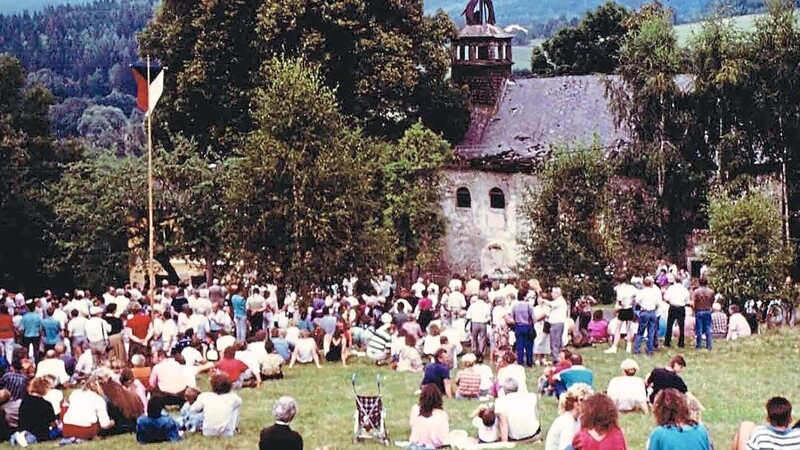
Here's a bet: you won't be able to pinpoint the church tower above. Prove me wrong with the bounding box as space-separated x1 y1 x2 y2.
451 0 513 107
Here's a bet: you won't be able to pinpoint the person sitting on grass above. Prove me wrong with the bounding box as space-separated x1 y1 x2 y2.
18 377 59 443
259 339 285 380
473 354 493 398
189 373 242 437
408 384 450 449
732 396 800 450
470 403 499 444
288 330 322 369
607 359 648 413
178 387 204 433
587 310 609 344
149 349 189 406
259 396 303 450
495 377 540 442
135 396 182 444
62 376 115 440
215 345 254 388
545 383 594 450
420 348 453 399
454 353 481 399
553 353 593 398
645 354 688 404
396 333 423 372
646 388 711 450
571 393 628 450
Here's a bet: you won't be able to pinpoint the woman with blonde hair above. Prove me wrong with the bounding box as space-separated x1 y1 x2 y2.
18 377 58 442
545 383 594 450
62 376 115 440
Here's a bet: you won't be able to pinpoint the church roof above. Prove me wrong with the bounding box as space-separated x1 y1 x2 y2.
456 74 695 172
457 24 514 39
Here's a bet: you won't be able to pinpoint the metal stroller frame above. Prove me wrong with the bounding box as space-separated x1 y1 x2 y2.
352 374 390 446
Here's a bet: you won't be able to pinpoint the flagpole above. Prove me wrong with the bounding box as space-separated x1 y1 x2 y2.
146 55 156 300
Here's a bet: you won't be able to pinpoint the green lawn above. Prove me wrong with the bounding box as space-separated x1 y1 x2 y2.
37 328 800 449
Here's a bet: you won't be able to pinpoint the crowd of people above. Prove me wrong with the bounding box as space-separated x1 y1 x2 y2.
0 258 795 449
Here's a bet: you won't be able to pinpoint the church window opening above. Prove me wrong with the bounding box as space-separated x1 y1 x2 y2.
456 187 472 208
478 45 489 60
489 188 505 209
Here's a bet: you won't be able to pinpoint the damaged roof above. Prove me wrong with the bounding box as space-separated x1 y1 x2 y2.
456 74 695 172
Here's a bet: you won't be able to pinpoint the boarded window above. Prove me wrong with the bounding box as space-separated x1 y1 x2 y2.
456 187 472 208
489 187 505 209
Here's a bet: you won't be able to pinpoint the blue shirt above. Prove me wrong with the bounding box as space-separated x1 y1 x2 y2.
320 316 337 335
41 317 61 345
136 413 182 444
271 338 292 361
559 366 594 389
231 295 247 318
647 424 710 450
421 362 450 395
20 312 42 338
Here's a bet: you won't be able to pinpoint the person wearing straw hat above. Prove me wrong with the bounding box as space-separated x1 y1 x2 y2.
607 359 648 413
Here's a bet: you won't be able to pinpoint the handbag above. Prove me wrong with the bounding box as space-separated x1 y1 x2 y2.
543 320 552 334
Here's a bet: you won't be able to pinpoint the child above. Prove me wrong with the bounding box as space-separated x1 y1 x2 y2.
473 354 494 398
178 387 204 433
470 404 499 444
587 310 609 344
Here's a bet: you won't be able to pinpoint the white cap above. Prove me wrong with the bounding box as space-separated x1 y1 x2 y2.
461 353 476 364
620 358 639 372
381 313 392 324
90 306 104 315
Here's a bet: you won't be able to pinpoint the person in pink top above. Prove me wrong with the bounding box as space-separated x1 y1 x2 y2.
408 384 450 449
587 310 609 344
572 393 628 450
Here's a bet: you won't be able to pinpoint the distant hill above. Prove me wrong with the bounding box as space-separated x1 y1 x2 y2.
0 0 92 15
425 0 766 25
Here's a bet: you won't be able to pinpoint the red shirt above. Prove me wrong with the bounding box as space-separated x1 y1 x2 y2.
0 315 14 339
126 314 151 340
418 298 433 311
215 357 249 382
572 427 627 450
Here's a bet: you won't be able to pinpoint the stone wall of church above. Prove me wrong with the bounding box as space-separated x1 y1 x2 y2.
439 169 538 277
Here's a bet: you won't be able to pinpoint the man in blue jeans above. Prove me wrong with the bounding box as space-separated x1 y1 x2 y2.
633 276 661 355
691 277 715 350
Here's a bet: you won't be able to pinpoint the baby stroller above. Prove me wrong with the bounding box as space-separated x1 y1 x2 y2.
352 374 390 446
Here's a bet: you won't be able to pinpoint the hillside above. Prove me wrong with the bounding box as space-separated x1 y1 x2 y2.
425 0 765 26
0 0 91 14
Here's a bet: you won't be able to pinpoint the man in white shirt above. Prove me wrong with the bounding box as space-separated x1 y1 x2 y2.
35 350 70 386
464 276 481 297
495 377 540 441
85 306 111 357
606 276 639 354
448 275 463 294
663 273 690 348
448 288 467 317
466 295 491 356
411 278 426 299
606 359 648 412
633 276 662 355
546 287 568 362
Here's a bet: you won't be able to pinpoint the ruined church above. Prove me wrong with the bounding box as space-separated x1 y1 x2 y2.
439 1 628 277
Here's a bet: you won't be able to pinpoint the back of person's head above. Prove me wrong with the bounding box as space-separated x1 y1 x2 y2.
767 397 793 427
105 303 117 315
592 309 604 321
184 387 201 404
405 334 417 347
223 345 237 359
28 377 51 396
147 396 164 419
579 393 619 433
418 384 443 418
570 353 583 366
264 339 275 354
685 392 705 423
653 388 693 426
730 304 741 314
70 309 79 318
669 355 686 369
130 354 146 367
698 277 709 287
480 407 496 427
0 389 10 406
210 373 232 395
502 351 517 366
428 324 440 336
439 335 449 345
558 383 594 414
503 377 519 394
273 396 298 423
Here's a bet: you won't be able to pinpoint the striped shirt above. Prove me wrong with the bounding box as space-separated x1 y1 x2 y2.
747 425 800 450
366 325 392 359
0 372 28 401
455 369 481 398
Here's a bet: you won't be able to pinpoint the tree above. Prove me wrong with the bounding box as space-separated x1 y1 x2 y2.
137 0 469 157
222 57 386 291
542 1 630 75
379 122 453 279
520 144 615 301
706 187 792 305
530 46 552 76
0 55 75 292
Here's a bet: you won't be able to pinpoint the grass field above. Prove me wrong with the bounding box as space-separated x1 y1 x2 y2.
47 327 800 450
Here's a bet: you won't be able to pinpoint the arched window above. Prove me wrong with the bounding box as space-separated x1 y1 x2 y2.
456 187 472 208
489 187 505 209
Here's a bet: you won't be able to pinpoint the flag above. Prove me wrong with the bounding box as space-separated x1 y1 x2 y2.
131 62 165 116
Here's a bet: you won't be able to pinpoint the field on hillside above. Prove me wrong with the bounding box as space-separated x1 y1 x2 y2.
44 328 800 450
512 42 543 71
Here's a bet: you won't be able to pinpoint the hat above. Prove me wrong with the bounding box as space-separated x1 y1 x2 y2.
90 306 104 315
644 275 654 283
461 353 476 364
620 358 639 372
381 313 392 324
712 302 722 312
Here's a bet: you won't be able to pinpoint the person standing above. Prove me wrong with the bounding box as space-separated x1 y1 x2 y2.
466 295 491 357
0 306 16 365
231 287 247 342
19 303 42 361
510 293 537 367
663 273 689 348
633 276 661 355
690 278 715 350
547 288 568 363
606 276 637 354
